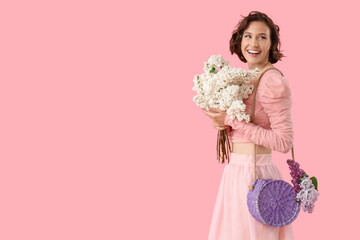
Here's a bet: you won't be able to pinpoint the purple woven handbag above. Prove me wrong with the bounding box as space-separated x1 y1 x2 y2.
246 68 300 227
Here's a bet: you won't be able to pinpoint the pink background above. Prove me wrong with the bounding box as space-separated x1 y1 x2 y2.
1 0 359 239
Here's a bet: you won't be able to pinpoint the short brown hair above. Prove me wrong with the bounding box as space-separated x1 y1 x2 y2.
229 11 285 63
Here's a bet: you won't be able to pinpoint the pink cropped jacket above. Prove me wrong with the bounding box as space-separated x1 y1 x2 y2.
224 69 294 153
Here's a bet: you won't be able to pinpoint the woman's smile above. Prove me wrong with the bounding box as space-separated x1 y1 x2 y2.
246 49 261 57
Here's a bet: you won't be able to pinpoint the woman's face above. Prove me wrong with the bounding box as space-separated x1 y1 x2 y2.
241 21 272 69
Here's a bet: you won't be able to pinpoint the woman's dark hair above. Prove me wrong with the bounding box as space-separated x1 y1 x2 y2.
229 11 284 63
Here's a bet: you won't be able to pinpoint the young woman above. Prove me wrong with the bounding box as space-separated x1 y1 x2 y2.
203 11 295 240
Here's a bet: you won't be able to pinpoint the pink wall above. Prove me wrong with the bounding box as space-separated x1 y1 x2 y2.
1 0 359 239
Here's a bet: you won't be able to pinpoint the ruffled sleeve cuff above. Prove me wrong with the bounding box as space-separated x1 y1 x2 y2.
225 114 246 130
224 114 232 126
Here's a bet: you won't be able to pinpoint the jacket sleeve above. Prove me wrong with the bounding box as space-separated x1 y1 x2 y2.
224 72 294 153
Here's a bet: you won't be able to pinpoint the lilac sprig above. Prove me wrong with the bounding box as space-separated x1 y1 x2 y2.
287 159 319 213
296 178 319 213
287 159 306 193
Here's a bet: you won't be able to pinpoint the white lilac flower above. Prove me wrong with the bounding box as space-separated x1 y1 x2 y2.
299 177 314 189
296 178 320 213
208 55 229 68
193 55 259 122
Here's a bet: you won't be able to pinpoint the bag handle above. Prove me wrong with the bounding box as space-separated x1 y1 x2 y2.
248 67 295 191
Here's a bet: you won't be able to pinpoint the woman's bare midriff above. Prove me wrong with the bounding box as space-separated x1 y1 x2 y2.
231 142 272 154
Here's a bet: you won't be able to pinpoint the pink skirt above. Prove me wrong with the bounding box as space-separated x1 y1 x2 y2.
208 153 294 240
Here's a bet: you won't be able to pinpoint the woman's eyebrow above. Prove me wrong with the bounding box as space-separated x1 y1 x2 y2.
244 31 267 35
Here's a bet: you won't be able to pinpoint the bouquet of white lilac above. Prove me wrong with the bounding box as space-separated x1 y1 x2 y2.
192 55 260 163
193 55 259 122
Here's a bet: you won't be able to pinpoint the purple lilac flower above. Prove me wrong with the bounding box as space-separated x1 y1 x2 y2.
287 159 307 194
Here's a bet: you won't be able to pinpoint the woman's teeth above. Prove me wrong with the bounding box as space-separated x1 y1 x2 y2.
247 50 260 56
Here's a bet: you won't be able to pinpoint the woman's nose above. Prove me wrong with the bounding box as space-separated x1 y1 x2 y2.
251 38 259 46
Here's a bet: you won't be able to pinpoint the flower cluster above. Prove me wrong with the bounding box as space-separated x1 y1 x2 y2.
287 159 319 213
287 159 306 193
192 55 260 122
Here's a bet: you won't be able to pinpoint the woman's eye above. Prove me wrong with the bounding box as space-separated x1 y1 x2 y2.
244 35 266 39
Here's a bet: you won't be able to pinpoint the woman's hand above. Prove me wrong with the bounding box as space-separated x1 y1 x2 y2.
202 108 227 130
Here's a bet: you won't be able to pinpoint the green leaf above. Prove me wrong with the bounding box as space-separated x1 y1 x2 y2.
209 67 215 73
310 176 318 191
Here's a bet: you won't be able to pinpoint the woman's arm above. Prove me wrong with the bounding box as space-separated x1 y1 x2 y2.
225 72 294 153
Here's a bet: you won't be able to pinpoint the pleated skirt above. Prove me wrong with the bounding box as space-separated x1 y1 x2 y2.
208 153 294 240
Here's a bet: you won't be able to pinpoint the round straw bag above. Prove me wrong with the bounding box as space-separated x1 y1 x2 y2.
246 68 300 227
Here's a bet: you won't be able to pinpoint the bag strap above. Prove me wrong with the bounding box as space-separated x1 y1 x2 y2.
249 67 295 191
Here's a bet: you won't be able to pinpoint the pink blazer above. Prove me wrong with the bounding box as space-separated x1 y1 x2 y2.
225 69 294 153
